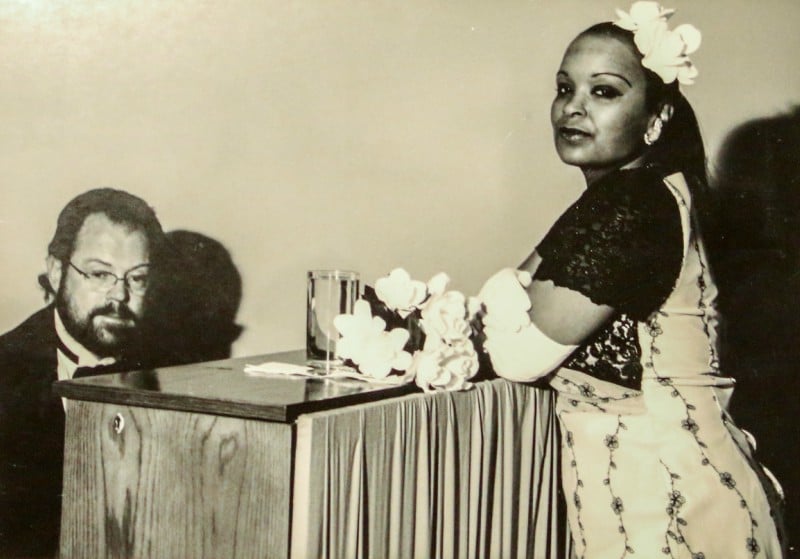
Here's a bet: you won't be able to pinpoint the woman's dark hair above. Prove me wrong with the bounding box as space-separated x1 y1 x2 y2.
578 22 708 186
38 188 165 297
576 22 716 238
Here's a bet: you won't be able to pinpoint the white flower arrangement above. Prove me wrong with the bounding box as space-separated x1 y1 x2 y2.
614 1 701 85
333 268 487 392
333 299 413 379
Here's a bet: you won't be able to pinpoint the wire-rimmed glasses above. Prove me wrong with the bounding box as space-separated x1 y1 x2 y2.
68 261 150 295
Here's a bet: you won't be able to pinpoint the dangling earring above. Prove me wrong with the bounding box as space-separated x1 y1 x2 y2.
644 117 663 146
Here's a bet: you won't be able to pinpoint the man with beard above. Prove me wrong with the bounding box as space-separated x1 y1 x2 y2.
0 188 164 557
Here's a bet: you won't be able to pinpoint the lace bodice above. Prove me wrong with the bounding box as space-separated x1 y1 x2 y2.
534 167 684 389
535 166 683 317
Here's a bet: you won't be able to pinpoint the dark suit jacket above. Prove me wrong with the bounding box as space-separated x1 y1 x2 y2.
0 306 64 558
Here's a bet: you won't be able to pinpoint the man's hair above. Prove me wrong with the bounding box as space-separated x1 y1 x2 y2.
39 188 164 296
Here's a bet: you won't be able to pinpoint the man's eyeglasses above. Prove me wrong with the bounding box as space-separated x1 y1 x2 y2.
68 262 150 295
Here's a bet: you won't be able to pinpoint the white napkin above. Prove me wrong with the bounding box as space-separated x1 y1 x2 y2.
243 361 413 386
244 362 313 375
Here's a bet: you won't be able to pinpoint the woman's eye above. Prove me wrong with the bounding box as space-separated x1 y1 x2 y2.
592 85 621 99
555 83 572 96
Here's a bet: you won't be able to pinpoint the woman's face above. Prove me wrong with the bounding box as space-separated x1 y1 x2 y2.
551 34 654 180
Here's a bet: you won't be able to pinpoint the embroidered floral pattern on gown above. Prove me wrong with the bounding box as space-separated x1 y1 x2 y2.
535 167 784 558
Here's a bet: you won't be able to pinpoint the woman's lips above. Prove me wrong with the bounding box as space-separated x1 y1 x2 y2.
558 126 592 142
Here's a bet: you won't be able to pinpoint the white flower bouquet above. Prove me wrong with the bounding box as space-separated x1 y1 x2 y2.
333 268 491 392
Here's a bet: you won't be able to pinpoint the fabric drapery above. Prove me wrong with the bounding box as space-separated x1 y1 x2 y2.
291 379 567 559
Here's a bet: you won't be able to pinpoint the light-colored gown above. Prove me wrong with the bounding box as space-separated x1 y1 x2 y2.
536 168 783 558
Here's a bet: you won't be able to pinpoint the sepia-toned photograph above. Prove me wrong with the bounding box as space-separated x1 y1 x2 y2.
1 1 797 556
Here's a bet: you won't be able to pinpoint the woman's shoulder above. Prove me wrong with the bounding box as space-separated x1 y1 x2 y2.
592 165 672 193
584 165 679 215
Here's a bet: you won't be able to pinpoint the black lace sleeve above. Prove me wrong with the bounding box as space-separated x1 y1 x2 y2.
534 167 683 320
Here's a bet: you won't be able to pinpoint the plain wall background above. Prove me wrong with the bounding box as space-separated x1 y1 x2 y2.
1 0 798 357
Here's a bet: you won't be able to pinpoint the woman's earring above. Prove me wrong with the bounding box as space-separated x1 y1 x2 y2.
644 117 663 145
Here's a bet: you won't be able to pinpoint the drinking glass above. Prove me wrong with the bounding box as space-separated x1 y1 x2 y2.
306 270 359 369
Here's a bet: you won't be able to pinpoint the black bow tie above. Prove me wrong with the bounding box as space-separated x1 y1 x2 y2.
58 337 127 379
73 362 123 379
57 338 79 364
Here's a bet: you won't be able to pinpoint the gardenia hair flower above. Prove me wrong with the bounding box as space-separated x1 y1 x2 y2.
614 0 673 29
614 1 701 85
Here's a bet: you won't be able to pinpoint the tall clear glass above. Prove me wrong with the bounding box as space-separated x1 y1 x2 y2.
306 270 360 368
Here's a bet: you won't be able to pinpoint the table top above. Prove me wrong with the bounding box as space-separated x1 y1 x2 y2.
52 350 416 423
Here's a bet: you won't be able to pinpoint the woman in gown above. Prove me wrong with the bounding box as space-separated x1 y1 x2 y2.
478 3 784 557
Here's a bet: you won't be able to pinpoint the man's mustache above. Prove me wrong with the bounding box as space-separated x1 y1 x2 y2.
90 302 138 323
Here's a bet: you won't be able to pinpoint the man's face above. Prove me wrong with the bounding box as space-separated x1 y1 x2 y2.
49 213 150 357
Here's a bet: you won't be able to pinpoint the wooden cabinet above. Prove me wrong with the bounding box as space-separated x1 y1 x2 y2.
55 351 566 558
60 402 293 558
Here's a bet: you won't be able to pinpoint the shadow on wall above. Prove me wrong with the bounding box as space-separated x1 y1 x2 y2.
710 105 800 544
144 230 244 367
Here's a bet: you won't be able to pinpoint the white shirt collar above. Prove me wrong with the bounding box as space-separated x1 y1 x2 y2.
54 309 116 370
54 309 117 411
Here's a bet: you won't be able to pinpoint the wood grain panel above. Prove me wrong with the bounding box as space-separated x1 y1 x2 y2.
60 401 293 558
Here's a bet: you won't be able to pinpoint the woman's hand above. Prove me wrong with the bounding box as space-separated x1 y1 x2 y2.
478 258 617 382
478 267 533 332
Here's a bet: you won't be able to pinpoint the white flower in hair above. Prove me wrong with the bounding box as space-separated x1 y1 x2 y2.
638 22 700 84
614 1 701 85
614 1 674 31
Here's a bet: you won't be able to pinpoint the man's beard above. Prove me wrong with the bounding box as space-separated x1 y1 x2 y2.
55 291 141 358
